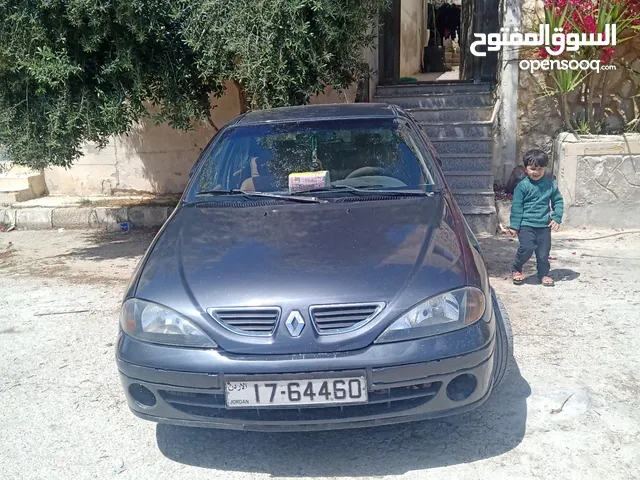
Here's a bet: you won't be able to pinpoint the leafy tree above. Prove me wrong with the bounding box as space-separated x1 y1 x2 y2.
0 0 388 170
180 0 388 112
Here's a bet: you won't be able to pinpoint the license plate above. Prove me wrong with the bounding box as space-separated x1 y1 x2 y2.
225 376 368 408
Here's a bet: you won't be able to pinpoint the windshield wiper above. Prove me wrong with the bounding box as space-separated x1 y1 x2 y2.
195 189 326 203
298 184 432 196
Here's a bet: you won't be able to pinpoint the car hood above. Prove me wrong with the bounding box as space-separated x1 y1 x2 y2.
133 195 470 354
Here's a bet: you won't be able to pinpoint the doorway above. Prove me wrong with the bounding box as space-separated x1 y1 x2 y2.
378 0 500 85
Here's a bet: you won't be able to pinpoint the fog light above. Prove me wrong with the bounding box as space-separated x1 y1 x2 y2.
128 383 157 407
446 374 477 402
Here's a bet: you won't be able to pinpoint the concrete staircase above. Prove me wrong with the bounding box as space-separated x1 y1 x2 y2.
373 82 497 233
0 163 47 206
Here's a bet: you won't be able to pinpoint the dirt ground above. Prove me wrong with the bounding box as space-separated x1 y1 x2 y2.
1 227 640 480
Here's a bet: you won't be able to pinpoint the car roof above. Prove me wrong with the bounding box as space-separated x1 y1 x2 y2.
234 103 406 126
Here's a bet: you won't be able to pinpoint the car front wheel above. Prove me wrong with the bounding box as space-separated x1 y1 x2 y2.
491 286 513 387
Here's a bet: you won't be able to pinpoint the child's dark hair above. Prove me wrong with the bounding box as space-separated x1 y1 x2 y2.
522 149 549 168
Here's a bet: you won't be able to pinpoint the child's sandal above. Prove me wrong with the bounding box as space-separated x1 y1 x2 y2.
512 271 524 285
541 276 555 287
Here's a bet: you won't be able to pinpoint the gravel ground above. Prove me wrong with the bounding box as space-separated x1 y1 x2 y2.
1 227 640 480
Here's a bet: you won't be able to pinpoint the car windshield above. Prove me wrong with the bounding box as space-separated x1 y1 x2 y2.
186 118 438 201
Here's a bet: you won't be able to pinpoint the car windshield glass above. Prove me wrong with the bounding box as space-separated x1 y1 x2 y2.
186 118 437 202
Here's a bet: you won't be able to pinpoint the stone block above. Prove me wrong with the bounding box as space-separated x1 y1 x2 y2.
115 152 194 195
555 135 640 227
575 166 618 204
15 208 53 229
495 199 511 227
52 208 93 228
556 133 640 157
45 164 119 196
128 206 170 227
620 80 634 98
75 141 118 166
0 208 16 226
89 207 129 231
564 202 640 229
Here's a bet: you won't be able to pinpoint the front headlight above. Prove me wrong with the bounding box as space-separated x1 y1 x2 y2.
375 287 486 343
120 298 217 348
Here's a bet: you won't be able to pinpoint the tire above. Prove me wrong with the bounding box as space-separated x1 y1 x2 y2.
491 286 514 388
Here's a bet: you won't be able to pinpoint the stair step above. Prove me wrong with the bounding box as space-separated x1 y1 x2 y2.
459 206 497 234
0 173 43 191
0 171 46 205
376 82 493 96
0 162 39 175
443 171 494 190
420 121 493 139
438 154 494 172
0 188 38 205
451 189 495 208
406 107 493 122
430 138 493 155
374 92 492 109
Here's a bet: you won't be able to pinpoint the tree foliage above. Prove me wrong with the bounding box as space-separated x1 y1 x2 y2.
0 0 389 169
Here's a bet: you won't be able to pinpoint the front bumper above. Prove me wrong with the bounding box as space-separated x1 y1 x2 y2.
116 322 497 432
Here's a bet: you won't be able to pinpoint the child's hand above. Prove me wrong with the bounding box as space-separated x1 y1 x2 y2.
508 228 518 238
549 220 560 232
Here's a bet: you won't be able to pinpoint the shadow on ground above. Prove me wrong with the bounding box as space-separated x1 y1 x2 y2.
156 363 530 476
58 231 153 261
479 234 580 282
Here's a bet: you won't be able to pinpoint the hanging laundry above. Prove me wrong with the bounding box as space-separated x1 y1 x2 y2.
428 1 461 46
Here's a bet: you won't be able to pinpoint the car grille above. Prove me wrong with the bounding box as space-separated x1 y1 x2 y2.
310 303 384 334
207 307 280 335
158 381 441 422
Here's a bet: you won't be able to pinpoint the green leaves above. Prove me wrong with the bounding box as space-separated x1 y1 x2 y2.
0 0 387 168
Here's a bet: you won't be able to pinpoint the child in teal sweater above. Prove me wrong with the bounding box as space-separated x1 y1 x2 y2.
509 149 564 286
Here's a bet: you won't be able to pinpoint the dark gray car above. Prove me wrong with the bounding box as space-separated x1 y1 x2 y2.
116 103 513 432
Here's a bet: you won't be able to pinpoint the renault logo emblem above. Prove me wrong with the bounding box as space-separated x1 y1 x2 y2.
285 311 305 337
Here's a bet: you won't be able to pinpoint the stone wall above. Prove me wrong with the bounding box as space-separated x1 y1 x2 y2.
553 132 640 227
400 0 426 78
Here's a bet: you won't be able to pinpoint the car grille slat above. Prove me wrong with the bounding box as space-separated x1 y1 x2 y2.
159 391 225 409
218 320 275 326
208 308 280 335
310 303 384 334
313 321 361 329
218 313 274 321
366 383 439 404
314 313 374 321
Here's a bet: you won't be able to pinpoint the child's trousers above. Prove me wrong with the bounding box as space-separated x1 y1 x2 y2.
512 226 552 278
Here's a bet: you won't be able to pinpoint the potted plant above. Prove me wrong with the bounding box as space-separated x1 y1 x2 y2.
531 0 640 134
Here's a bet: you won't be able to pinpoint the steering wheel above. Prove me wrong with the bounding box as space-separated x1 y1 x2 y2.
346 166 386 179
